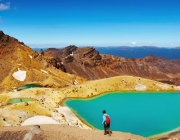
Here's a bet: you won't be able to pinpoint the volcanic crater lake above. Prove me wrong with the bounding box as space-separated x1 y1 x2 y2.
8 98 36 104
18 84 42 90
64 92 180 137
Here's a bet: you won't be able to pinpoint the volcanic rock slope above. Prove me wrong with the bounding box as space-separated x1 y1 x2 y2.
45 45 180 86
0 31 86 91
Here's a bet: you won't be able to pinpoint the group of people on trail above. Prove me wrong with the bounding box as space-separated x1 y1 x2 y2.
102 110 111 136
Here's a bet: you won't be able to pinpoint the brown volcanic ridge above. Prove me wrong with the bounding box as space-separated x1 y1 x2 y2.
1 30 180 90
0 31 86 91
45 45 180 86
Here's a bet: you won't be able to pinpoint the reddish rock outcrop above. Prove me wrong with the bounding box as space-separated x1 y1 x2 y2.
45 45 180 85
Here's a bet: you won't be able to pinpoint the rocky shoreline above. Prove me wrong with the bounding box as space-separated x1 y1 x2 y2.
0 76 180 139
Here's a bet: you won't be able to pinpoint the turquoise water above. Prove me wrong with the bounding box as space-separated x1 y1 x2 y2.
8 98 36 104
64 92 180 137
18 84 42 90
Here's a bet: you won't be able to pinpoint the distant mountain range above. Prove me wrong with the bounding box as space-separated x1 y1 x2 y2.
95 46 180 60
33 46 180 60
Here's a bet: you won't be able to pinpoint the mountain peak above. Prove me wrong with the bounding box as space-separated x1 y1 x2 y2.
0 31 25 47
0 30 5 37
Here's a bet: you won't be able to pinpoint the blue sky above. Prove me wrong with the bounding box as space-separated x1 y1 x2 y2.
0 0 180 48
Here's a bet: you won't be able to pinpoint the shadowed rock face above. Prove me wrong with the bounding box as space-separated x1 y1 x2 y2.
45 45 180 86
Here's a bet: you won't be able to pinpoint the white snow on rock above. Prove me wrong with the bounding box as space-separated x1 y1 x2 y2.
70 52 73 56
29 55 32 59
12 69 26 81
21 116 60 126
135 83 147 91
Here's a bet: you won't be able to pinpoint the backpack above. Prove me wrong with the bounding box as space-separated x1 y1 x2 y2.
105 115 110 124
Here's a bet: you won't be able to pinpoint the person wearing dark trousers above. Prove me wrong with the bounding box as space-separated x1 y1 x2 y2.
102 110 111 136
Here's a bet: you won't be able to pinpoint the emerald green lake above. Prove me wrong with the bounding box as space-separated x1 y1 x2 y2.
18 84 42 90
8 98 36 104
64 92 180 137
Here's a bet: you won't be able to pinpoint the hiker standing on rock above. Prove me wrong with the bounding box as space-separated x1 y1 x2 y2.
102 110 111 136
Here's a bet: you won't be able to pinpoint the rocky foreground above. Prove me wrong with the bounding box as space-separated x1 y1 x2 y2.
0 124 147 140
0 76 180 140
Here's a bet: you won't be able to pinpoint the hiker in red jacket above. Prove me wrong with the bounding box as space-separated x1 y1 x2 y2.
102 110 111 136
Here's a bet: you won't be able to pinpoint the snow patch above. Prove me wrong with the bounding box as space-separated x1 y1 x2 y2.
12 69 26 81
70 52 73 56
29 55 32 59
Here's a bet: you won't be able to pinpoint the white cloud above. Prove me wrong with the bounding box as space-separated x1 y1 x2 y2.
0 2 10 11
131 41 137 45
